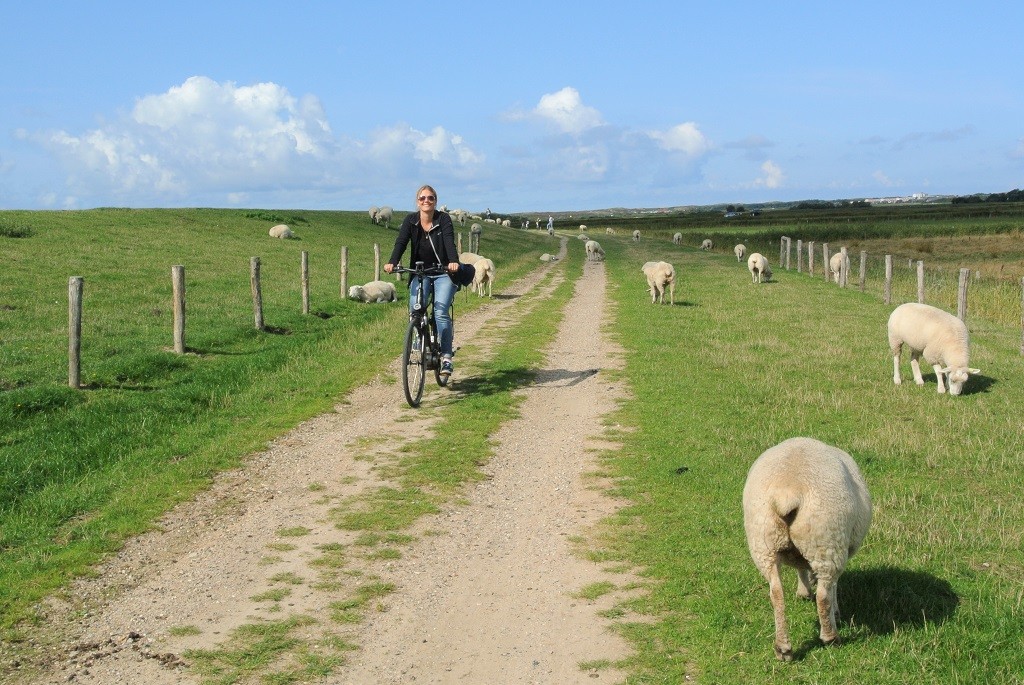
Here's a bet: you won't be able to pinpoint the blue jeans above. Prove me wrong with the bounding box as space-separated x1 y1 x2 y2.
409 273 456 356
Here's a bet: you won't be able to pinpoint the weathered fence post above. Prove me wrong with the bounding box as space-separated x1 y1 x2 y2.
780 236 787 270
172 265 186 354
457 232 463 253
785 237 792 270
884 255 893 305
840 247 849 288
301 250 310 315
340 247 349 297
917 260 925 303
957 268 970 321
796 239 803 273
807 241 815 276
251 257 264 331
1020 277 1024 356
859 251 867 292
68 276 83 388
373 243 381 282
822 243 831 282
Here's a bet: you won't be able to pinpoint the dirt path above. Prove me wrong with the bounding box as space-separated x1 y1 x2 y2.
22 245 635 685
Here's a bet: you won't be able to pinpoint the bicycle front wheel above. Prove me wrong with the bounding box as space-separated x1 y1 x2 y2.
402 320 426 407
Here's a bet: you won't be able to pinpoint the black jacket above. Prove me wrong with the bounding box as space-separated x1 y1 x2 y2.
387 210 459 268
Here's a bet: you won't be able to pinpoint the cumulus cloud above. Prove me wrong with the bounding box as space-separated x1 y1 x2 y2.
754 160 784 189
648 122 712 158
532 87 604 135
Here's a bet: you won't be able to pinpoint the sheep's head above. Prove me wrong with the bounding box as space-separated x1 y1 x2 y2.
347 285 364 300
942 367 981 395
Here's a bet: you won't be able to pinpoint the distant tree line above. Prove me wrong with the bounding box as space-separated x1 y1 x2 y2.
791 200 870 210
951 188 1024 204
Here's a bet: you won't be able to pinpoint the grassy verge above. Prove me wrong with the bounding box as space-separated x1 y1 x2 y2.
595 237 1024 683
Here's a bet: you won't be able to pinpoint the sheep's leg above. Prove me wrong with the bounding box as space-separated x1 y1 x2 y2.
892 353 903 385
815 575 840 646
766 558 793 661
796 568 815 599
669 282 674 306
909 354 926 385
932 363 947 393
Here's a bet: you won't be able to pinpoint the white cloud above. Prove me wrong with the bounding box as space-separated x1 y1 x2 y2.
533 87 604 135
754 160 784 188
648 122 711 158
873 170 896 186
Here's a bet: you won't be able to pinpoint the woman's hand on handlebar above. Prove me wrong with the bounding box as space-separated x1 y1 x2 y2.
447 262 459 272
384 263 394 274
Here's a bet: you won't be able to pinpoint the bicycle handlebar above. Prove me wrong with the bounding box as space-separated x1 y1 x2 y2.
391 263 451 277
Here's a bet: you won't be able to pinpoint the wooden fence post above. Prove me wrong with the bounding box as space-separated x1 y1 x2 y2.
172 265 186 354
779 236 787 269
1020 277 1024 356
917 260 925 303
250 257 264 331
301 251 310 315
796 239 803 273
457 232 463 253
68 276 83 389
808 241 815 276
957 268 970 321
884 255 893 305
340 246 349 297
785 237 792 270
859 251 867 292
840 247 849 288
822 243 831 282
373 243 381 282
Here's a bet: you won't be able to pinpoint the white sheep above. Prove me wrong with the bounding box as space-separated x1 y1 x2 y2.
576 233 590 241
458 251 483 265
887 302 980 395
632 229 641 242
579 224 588 232
368 206 379 223
829 252 850 284
547 226 554 237
585 240 605 261
747 252 772 283
347 280 397 303
470 258 496 297
606 227 615 235
269 224 294 239
641 261 675 304
539 253 558 262
470 223 482 236
673 232 682 245
734 244 746 262
743 437 872 661
501 219 511 227
376 206 393 229
700 238 713 251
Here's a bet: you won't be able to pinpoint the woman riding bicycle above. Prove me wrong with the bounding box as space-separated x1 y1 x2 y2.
384 185 473 378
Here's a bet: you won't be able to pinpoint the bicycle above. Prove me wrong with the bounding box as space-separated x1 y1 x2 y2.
391 262 454 407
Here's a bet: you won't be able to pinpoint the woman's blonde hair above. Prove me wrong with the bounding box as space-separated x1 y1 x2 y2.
416 185 437 201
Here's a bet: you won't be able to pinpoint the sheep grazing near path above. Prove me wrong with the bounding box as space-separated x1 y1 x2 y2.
743 437 872 662
376 206 393 229
348 280 397 303
673 232 682 245
700 238 714 251
470 258 496 297
735 244 747 262
641 261 675 304
829 252 850 283
632 229 641 242
579 224 588 232
459 251 483 265
747 253 772 283
269 224 294 239
887 302 980 395
585 240 605 261
368 207 379 223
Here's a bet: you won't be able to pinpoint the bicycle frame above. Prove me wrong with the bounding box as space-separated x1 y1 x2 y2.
392 262 452 407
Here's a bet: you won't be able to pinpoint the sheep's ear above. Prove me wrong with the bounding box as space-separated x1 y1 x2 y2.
968 368 981 374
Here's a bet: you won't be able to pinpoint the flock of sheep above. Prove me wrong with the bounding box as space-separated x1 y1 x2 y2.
577 227 984 660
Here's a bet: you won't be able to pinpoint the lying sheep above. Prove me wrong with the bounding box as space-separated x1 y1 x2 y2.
269 224 294 239
641 261 675 304
539 253 558 262
829 252 850 284
735 243 746 262
743 437 872 661
888 302 980 395
576 233 590 241
585 240 605 261
470 258 496 297
376 206 393 229
673 232 682 245
347 280 397 303
632 229 641 242
700 238 713 251
747 252 772 283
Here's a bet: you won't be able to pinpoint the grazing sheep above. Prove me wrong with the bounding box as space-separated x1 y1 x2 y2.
470 223 482 235
376 206 393 229
347 280 397 303
700 238 713 251
735 244 747 262
606 227 615 235
368 206 379 223
269 224 294 239
585 240 605 261
641 261 675 304
747 252 772 283
829 252 850 283
501 219 511 227
632 229 641 242
887 302 980 395
579 224 588 232
673 232 682 245
470 258 496 297
743 437 871 661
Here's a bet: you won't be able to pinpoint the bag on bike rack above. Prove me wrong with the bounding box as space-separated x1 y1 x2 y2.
449 262 475 288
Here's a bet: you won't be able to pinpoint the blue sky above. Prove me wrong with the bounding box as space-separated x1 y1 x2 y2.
2 1 1022 214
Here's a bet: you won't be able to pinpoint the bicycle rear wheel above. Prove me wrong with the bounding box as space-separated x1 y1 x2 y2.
402 320 426 407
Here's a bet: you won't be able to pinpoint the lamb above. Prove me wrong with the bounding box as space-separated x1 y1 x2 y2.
470 258 496 297
632 229 641 242
700 238 713 251
585 240 605 261
673 232 682 245
347 280 397 303
829 252 850 284
376 206 393 229
641 261 675 304
743 437 872 661
887 302 980 395
269 224 294 239
734 243 746 262
747 252 772 283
